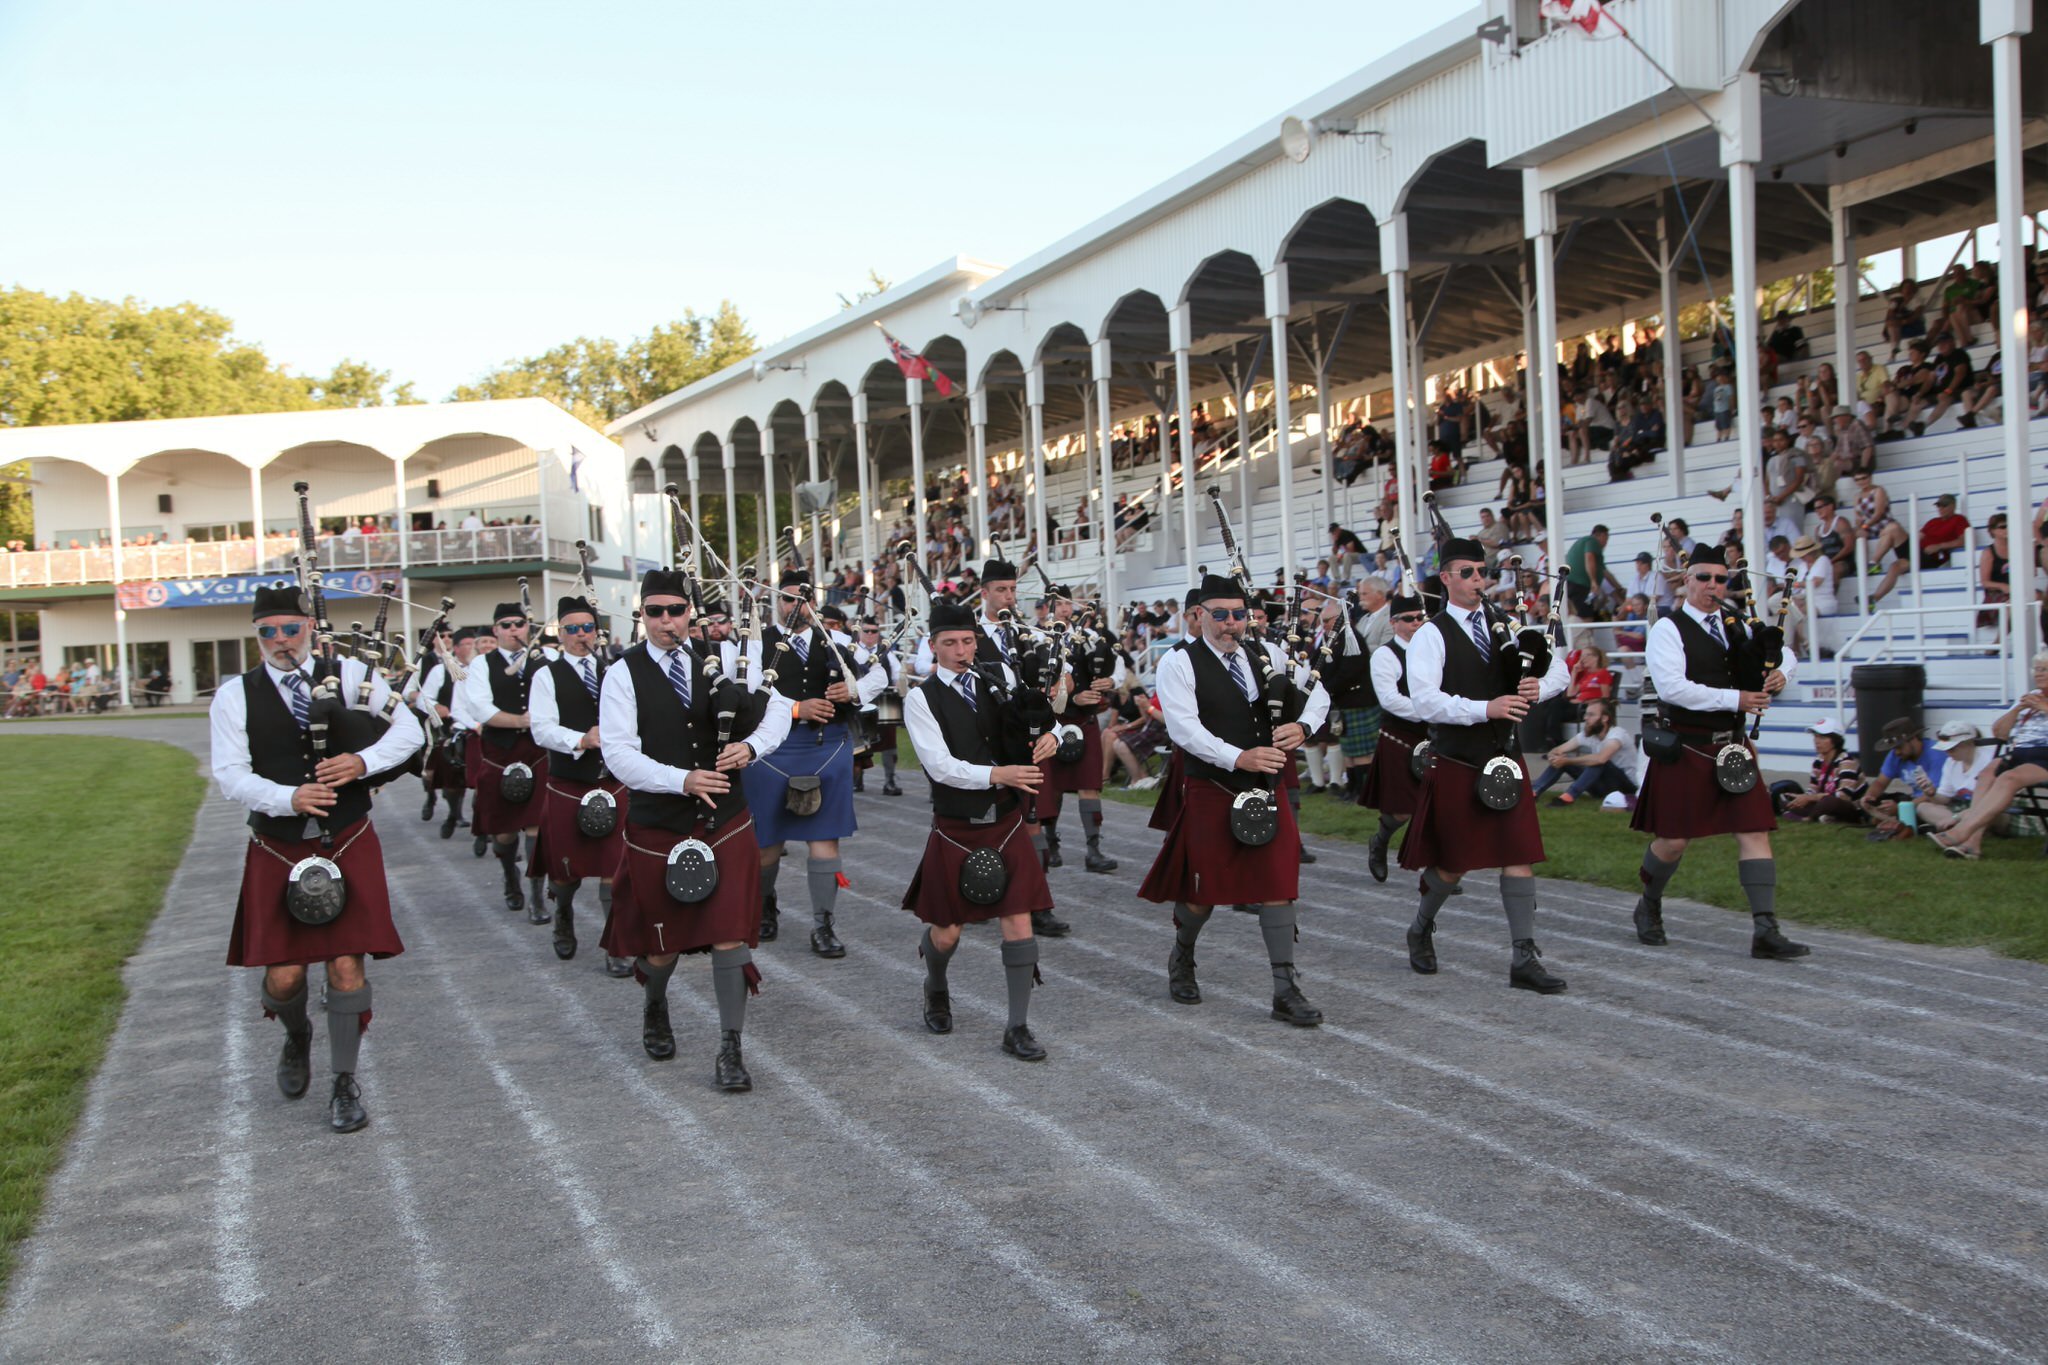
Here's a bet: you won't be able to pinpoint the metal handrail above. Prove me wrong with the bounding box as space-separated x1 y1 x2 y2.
1830 600 2012 727
0 525 554 588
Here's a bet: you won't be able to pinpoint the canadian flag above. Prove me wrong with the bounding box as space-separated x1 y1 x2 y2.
876 324 956 399
1539 0 1627 39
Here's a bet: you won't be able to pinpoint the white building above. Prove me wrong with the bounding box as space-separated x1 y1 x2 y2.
0 400 641 703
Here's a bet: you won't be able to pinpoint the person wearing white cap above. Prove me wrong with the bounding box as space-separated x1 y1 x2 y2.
1914 721 1999 844
1779 716 1864 824
1931 652 2048 858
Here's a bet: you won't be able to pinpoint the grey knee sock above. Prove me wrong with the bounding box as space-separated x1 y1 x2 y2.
881 749 897 779
1639 849 1680 909
1501 873 1538 944
522 830 540 875
1001 938 1039 1028
263 981 310 1035
711 946 752 1033
1258 903 1299 989
1030 827 1048 861
1739 859 1777 926
325 984 371 1075
1414 867 1458 931
807 856 843 926
1175 902 1212 949
1376 813 1404 843
762 854 782 899
639 956 677 1006
1079 797 1104 845
598 881 613 916
920 926 956 991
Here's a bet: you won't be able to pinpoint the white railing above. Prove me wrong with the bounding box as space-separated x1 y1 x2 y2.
0 525 553 589
1830 601 2013 728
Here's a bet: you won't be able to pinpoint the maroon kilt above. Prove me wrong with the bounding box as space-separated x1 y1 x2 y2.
1147 748 1185 832
536 776 629 882
600 815 764 958
227 817 405 968
903 806 1056 927
1399 753 1545 875
463 731 483 789
472 734 545 837
1632 740 1777 839
1139 778 1301 906
1036 717 1104 815
1362 720 1425 816
426 729 468 794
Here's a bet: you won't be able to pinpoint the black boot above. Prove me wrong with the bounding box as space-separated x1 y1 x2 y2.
421 792 436 820
499 850 524 912
922 987 953 1034
1751 915 1811 960
809 913 846 959
604 955 633 978
277 1027 312 1099
1167 942 1201 1004
1270 968 1324 1027
1367 830 1390 883
1044 828 1063 868
1632 895 1668 945
526 875 549 925
1031 908 1071 938
853 771 866 792
439 807 460 840
552 886 577 960
759 895 779 943
882 777 902 796
1298 841 1317 864
714 1030 752 1091
1001 1024 1047 1062
642 997 676 1060
328 1072 368 1133
1084 837 1117 873
1510 940 1567 994
1407 922 1438 974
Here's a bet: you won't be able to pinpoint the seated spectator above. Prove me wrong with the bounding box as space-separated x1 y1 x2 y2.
1848 470 1912 605
1762 429 1810 542
1708 366 1737 441
1858 716 1947 839
1919 494 1971 568
1913 721 2001 844
1853 351 1890 423
1568 645 1616 701
1475 507 1509 572
1931 263 1984 347
1809 493 1854 578
1909 335 1975 433
1978 511 2013 630
1883 281 1925 359
1828 404 1874 483
1786 534 1838 658
1765 535 1795 600
1882 341 1936 437
1426 440 1459 492
1930 652 2048 859
1607 398 1659 481
1766 309 1807 362
1780 717 1866 822
1613 593 1650 657
1531 699 1637 807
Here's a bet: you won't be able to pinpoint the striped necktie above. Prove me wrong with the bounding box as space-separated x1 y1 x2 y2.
1225 651 1253 700
1706 613 1727 649
579 657 599 699
666 649 691 707
281 670 310 729
1469 610 1492 663
957 671 977 711
791 631 810 664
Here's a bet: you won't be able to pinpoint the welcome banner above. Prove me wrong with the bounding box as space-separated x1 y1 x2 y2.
115 572 387 611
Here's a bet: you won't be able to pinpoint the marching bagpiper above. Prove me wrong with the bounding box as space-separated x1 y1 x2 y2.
901 599 1062 1061
1034 586 1122 876
1361 588 1434 881
530 594 633 975
461 602 550 913
850 616 905 795
597 568 792 1089
209 583 423 1132
1139 574 1330 1026
1630 544 1809 959
416 624 476 840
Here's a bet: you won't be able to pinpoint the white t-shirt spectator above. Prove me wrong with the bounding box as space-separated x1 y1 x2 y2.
1935 746 1997 802
1563 723 1642 783
459 514 484 532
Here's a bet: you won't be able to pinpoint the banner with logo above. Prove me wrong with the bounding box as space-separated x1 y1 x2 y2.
116 572 387 611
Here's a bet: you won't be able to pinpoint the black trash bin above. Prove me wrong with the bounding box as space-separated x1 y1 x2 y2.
1850 663 1926 773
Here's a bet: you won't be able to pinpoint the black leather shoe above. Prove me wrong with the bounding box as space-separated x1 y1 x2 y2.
759 896 779 943
1633 897 1668 945
440 810 460 839
502 880 524 913
552 902 576 960
604 955 633 978
810 916 846 959
526 879 550 924
1167 942 1201 1004
922 988 953 1034
1367 833 1390 883
853 775 866 792
1045 834 1063 868
882 780 902 796
1084 846 1118 873
420 793 436 820
1298 845 1317 864
1407 923 1438 974
328 1072 368 1133
642 998 676 1060
277 1027 312 1099
1002 1024 1047 1062
1031 909 1071 938
1510 941 1567 994
1751 919 1811 960
473 834 488 858
714 1030 751 1092
1270 974 1324 1027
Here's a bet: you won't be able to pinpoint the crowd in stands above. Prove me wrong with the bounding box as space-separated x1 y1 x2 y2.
3 658 129 716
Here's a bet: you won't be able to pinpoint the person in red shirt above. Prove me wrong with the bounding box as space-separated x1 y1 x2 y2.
1569 645 1617 701
1918 493 1971 569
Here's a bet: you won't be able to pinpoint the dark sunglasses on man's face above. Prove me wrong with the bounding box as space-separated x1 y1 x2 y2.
1210 608 1250 621
256 623 304 639
496 617 527 629
1394 613 1427 624
1447 565 1484 580
561 622 596 635
1693 572 1729 585
641 603 690 619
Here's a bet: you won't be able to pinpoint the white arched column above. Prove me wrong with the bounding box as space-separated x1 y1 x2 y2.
968 387 990 556
761 426 778 574
686 453 705 570
1265 265 1297 581
1723 74 1767 578
1987 0 2038 690
107 471 129 707
1380 215 1420 558
721 439 741 585
804 409 824 578
1171 304 1198 589
391 453 412 640
1092 337 1117 609
907 379 928 575
1026 365 1049 563
851 396 875 577
1525 172 1568 578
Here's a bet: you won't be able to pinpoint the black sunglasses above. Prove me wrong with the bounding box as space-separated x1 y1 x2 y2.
561 622 596 635
1447 566 1484 580
641 603 690 619
1394 613 1427 624
496 617 528 629
1693 573 1730 585
256 623 303 639
1210 608 1250 621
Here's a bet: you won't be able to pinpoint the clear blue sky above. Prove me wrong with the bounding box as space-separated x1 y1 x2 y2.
0 2 1450 400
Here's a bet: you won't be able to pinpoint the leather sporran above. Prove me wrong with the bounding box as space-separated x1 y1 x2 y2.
663 838 718 904
1476 755 1525 812
1228 788 1279 846
783 774 823 817
1054 724 1086 764
959 847 1009 906
1714 742 1760 794
576 787 618 838
1409 738 1433 782
500 761 536 804
1640 714 1683 765
285 855 347 926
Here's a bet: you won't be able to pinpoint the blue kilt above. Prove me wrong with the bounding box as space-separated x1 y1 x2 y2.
742 722 859 846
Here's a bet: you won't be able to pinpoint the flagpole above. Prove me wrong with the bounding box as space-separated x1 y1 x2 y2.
1573 4 1725 141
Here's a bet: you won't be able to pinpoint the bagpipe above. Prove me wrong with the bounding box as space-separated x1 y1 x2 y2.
1708 556 1789 793
896 537 1055 768
661 483 776 751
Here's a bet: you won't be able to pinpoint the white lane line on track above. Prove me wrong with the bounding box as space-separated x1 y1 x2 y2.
395 904 678 1354
213 970 263 1317
776 911 1736 1363
367 1101 468 1365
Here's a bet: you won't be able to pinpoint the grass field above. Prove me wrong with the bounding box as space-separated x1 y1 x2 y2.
0 736 205 1293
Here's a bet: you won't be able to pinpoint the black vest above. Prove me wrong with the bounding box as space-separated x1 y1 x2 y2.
1179 641 1275 793
1326 612 1377 710
544 654 606 782
1662 610 1748 734
919 673 1013 822
434 666 457 711
481 649 531 750
761 624 836 702
974 620 1013 668
620 643 738 831
1427 611 1516 764
242 664 372 841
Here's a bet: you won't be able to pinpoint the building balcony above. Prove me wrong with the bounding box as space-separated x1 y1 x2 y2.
1 527 577 592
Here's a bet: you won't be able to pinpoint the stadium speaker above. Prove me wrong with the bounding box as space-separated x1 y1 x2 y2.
794 480 837 515
426 479 441 500
157 494 173 514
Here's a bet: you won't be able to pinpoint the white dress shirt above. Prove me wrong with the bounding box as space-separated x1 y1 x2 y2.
1645 603 1801 715
1370 643 1424 723
418 663 450 716
530 653 606 757
461 649 533 730
1405 602 1569 728
903 662 1019 790
1154 637 1330 774
210 657 424 819
598 641 792 797
735 628 888 706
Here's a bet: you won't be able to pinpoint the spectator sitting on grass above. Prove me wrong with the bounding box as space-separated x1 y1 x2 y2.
1859 716 1947 840
1780 717 1866 823
1532 699 1637 808
1912 721 2002 847
1929 652 2048 859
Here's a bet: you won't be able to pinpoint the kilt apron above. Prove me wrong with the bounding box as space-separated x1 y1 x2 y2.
227 817 405 967
739 721 858 845
536 775 629 882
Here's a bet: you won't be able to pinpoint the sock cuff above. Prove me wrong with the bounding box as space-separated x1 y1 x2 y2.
1642 848 1680 874
1256 901 1298 929
807 856 844 874
1176 900 1214 922
1499 873 1536 893
1737 858 1776 886
711 945 752 969
1001 938 1040 967
261 983 308 1011
326 984 372 1014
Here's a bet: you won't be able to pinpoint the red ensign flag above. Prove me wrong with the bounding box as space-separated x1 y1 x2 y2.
877 325 956 398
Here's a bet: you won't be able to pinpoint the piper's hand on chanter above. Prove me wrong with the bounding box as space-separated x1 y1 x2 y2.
578 726 601 751
684 768 731 802
1763 669 1788 695
823 680 854 703
1073 686 1103 707
797 697 837 724
314 753 367 786
1030 733 1059 764
1516 676 1542 703
1272 722 1306 751
291 782 338 815
1234 745 1287 775
1738 690 1773 715
715 742 753 772
994 763 1044 792
1487 694 1531 722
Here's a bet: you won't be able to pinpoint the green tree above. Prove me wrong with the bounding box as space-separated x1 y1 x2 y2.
837 269 892 310
0 464 31 546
